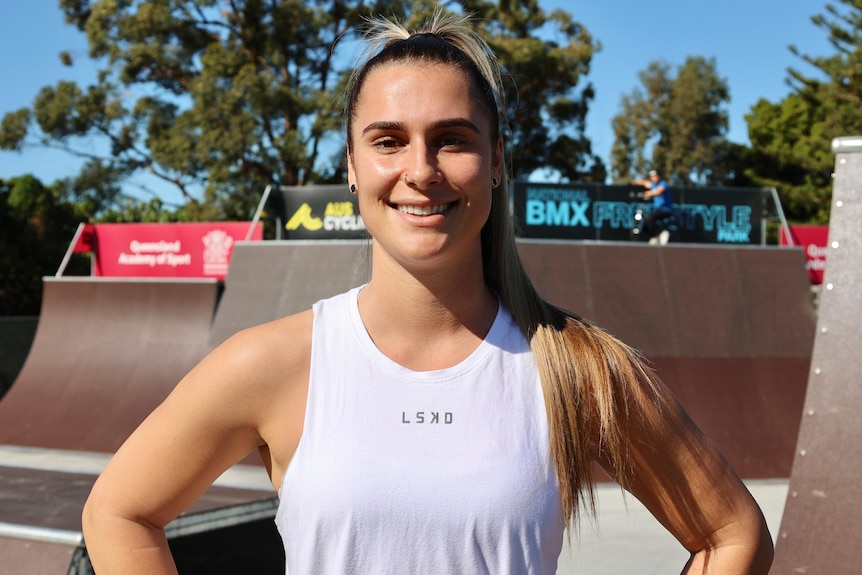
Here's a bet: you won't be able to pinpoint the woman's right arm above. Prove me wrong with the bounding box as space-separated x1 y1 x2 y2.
82 311 312 574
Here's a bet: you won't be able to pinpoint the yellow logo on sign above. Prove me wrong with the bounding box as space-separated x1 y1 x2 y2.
285 203 323 231
324 202 355 217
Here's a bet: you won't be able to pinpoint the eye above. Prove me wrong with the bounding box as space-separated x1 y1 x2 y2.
440 136 465 147
437 133 469 150
371 137 402 152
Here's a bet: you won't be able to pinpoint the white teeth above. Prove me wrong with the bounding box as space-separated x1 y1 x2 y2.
397 203 449 216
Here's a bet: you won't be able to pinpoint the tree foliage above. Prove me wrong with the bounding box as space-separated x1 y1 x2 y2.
0 0 601 218
0 176 89 315
743 0 862 224
470 0 605 181
744 91 834 224
609 56 733 186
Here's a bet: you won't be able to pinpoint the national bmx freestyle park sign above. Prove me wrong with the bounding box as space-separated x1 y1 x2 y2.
266 182 778 245
510 182 775 245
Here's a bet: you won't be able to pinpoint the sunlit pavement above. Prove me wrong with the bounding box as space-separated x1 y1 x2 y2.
557 479 788 574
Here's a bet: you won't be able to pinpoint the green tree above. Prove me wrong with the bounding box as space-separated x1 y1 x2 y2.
609 57 733 186
743 0 862 224
1 0 601 217
744 91 833 224
469 0 605 181
0 176 89 316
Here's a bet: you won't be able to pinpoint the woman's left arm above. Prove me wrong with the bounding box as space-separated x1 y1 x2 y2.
602 383 774 574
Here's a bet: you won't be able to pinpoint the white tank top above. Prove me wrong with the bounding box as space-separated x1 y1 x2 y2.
275 287 564 574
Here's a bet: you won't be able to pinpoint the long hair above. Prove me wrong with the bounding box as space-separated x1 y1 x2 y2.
344 9 666 527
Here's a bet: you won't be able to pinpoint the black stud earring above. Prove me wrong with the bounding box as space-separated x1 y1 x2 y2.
350 184 357 195
491 177 499 188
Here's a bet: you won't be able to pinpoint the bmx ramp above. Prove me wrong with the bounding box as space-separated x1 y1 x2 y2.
208 240 370 346
0 278 218 452
0 278 280 574
772 140 862 573
212 239 814 480
519 241 816 479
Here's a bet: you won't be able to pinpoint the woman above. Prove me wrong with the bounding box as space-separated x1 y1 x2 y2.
82 10 774 574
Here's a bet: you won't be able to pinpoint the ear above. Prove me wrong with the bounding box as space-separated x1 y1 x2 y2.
346 150 357 189
492 135 504 181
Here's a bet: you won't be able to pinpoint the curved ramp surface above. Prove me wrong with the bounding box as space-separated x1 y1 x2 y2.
518 241 815 358
0 278 218 452
0 277 281 574
519 241 816 478
209 240 370 346
204 240 815 480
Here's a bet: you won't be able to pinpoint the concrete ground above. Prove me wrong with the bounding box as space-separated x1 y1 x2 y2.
556 479 788 574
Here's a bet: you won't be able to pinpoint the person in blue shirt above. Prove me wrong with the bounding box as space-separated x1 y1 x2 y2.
632 169 675 244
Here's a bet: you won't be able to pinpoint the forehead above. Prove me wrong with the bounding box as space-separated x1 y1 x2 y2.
354 60 490 123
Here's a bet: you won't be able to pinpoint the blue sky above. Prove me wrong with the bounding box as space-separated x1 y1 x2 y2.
0 0 832 201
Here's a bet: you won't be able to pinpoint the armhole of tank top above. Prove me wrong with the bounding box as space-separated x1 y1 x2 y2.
277 298 327 497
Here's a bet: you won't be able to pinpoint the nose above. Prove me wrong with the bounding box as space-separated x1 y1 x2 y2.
403 142 441 189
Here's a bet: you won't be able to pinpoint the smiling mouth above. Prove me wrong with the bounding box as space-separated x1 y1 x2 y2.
395 203 453 216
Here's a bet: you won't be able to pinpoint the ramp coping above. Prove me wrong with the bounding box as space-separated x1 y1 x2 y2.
0 498 278 546
162 498 279 540
0 445 273 491
42 276 220 284
0 522 84 546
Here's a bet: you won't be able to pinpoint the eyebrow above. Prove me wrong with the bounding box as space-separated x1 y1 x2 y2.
361 118 482 136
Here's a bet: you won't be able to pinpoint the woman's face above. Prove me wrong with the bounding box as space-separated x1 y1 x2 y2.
347 61 502 272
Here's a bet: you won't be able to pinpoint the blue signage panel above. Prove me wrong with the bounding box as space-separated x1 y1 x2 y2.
512 182 772 244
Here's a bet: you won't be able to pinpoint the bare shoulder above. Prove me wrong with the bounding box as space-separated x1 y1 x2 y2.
217 310 314 365
208 311 315 485
201 309 314 399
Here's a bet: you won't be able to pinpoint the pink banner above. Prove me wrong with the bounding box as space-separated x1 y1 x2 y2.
83 222 261 280
780 225 829 285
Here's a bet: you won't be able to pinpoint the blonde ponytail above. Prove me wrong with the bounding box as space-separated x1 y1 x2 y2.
346 9 668 528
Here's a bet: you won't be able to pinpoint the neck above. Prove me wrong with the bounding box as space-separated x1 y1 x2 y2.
357 246 498 370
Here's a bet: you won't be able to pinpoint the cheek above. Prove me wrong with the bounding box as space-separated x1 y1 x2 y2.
353 153 400 187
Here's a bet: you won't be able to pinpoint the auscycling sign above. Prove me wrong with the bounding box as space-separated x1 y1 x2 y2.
512 182 772 244
268 182 772 244
269 185 367 240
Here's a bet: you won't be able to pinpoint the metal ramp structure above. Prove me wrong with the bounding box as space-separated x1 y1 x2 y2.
518 241 816 479
208 240 370 346
771 137 862 574
0 278 218 451
217 238 816 479
0 278 279 574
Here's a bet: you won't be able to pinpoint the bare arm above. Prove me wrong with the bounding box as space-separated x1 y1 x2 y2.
602 382 774 574
644 183 666 198
82 312 311 574
630 179 665 198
